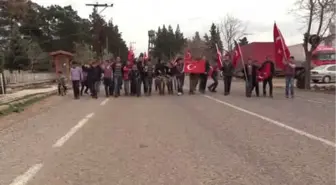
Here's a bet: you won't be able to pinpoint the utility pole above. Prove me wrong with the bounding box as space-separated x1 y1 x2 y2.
86 2 113 60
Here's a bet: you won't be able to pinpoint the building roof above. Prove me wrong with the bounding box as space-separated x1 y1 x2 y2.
49 50 74 57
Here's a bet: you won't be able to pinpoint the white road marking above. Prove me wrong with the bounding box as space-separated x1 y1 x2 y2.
86 112 95 119
52 113 95 148
100 98 109 106
306 99 327 104
203 95 336 148
9 163 43 185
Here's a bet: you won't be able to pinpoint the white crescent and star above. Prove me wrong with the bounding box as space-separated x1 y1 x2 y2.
186 63 196 71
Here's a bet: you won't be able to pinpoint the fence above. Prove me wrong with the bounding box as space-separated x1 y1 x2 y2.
3 70 56 84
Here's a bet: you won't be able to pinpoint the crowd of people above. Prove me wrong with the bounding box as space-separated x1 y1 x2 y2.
58 53 296 99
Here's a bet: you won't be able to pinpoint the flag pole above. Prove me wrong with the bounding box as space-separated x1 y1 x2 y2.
235 40 248 82
215 43 222 67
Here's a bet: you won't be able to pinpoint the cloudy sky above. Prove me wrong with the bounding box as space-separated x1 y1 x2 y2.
35 0 306 55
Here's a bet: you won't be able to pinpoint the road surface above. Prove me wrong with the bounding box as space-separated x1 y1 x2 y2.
0 83 335 185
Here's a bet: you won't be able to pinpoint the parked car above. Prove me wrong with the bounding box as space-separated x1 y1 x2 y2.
311 64 336 83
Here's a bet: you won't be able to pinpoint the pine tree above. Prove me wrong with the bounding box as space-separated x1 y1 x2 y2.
208 23 223 56
174 24 185 55
5 25 29 72
89 7 106 59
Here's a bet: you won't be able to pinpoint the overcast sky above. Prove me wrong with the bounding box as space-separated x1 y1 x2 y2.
35 0 306 55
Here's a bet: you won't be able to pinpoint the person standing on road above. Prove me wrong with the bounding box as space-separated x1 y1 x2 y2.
70 62 83 99
136 54 147 95
123 60 131 96
198 57 210 94
283 56 296 98
102 60 113 97
130 64 141 97
80 64 90 96
221 54 234 96
155 58 166 93
243 58 259 97
260 56 275 98
189 59 200 95
88 61 103 99
144 58 154 96
112 56 123 97
175 58 185 95
208 63 219 92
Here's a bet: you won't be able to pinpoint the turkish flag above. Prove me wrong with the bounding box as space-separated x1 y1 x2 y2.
273 23 291 70
232 40 242 68
257 63 271 81
183 60 205 74
184 49 192 61
215 44 222 68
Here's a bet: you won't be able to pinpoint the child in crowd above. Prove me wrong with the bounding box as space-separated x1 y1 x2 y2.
57 71 67 96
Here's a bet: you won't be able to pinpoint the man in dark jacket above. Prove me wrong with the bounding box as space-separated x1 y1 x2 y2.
175 58 185 95
87 61 103 99
198 57 210 94
260 56 275 97
221 55 234 95
143 58 154 96
136 54 146 95
208 64 219 92
243 58 259 97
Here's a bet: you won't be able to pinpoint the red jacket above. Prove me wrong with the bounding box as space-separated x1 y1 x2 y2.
123 65 131 80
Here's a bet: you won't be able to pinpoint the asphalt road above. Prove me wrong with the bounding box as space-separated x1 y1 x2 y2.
0 82 335 185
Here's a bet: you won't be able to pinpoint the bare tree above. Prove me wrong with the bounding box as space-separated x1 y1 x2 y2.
186 32 208 59
293 0 335 89
219 14 248 51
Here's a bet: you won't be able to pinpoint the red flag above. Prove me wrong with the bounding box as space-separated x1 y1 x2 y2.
127 48 135 65
184 49 192 61
232 40 242 68
183 60 205 74
215 44 222 68
273 23 291 70
257 63 271 81
144 52 148 60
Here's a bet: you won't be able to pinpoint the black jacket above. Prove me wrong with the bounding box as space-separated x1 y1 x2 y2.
155 63 166 76
130 69 140 80
221 60 234 76
260 60 275 77
136 61 145 77
200 60 211 77
242 64 258 82
87 65 103 81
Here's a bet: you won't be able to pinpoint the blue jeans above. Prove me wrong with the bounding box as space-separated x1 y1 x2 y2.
285 76 294 97
113 76 122 96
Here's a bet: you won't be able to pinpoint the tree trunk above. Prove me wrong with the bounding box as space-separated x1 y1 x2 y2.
304 52 312 89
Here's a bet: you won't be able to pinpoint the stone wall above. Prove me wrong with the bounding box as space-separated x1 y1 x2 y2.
3 70 56 84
